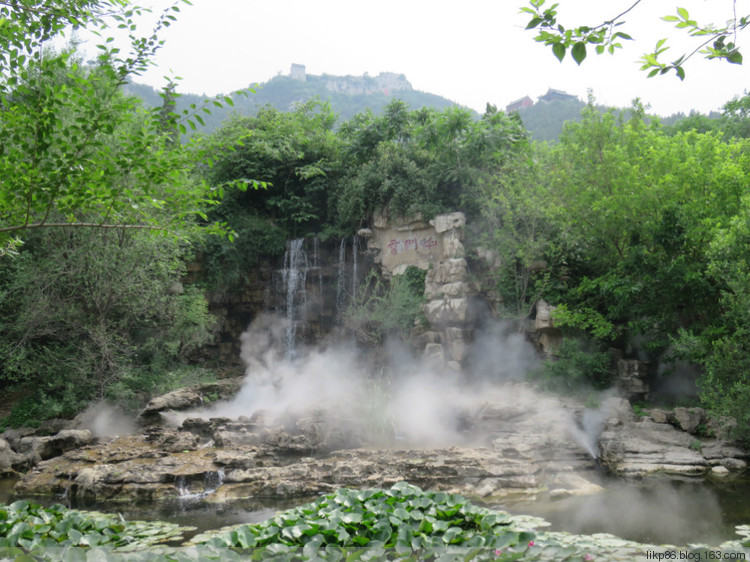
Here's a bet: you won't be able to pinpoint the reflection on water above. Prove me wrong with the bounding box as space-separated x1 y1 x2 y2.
499 476 750 546
1 475 749 546
91 495 313 539
0 477 307 539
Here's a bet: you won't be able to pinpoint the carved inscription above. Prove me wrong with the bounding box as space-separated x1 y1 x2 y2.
387 236 438 255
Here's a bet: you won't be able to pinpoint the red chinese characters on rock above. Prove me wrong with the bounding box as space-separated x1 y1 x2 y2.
387 236 438 255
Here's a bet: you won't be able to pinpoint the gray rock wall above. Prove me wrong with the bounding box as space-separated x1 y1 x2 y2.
368 211 486 368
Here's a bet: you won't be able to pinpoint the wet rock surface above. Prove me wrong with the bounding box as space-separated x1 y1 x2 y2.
10 383 609 504
7 383 748 505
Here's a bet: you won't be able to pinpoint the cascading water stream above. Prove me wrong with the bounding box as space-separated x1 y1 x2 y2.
281 238 308 360
313 237 323 311
336 237 347 317
174 469 225 501
351 235 359 298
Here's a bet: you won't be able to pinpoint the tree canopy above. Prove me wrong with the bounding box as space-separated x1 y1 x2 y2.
0 0 238 257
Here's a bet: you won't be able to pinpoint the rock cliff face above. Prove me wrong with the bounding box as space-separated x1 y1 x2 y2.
200 237 372 364
367 211 489 368
198 211 489 367
321 72 412 95
598 405 748 478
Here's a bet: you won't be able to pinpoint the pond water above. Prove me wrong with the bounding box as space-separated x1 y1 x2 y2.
500 475 750 546
2 475 749 546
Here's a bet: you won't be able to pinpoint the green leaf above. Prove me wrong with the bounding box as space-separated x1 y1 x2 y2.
727 50 743 64
552 42 566 61
526 17 543 30
677 7 690 20
571 41 587 64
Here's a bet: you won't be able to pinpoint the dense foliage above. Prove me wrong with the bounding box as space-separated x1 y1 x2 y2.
0 1 234 425
0 228 216 425
345 266 427 345
198 99 528 296
497 95 750 439
0 0 233 257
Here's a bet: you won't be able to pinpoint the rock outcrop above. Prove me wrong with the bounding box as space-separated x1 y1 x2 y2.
13 383 608 504
7 383 748 507
0 438 25 475
137 378 244 425
599 407 748 477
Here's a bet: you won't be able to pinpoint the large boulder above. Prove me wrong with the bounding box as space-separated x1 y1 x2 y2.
673 407 706 434
0 438 26 474
17 429 94 465
429 212 466 234
424 298 471 326
137 378 244 425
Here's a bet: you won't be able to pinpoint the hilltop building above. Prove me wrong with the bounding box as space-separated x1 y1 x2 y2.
506 95 533 113
290 63 306 81
538 88 577 103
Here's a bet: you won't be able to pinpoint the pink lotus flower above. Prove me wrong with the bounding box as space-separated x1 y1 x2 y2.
584 555 594 561
528 540 535 547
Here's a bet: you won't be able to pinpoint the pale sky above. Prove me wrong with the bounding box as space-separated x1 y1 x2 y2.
88 0 750 117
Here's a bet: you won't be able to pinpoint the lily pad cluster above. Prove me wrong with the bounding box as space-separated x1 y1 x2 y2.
0 500 193 551
190 482 538 559
1 487 749 561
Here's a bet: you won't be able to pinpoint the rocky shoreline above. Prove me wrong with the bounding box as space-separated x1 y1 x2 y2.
2 381 747 506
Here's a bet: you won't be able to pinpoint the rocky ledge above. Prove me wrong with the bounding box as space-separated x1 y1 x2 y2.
5 383 748 505
598 406 748 478
8 383 609 504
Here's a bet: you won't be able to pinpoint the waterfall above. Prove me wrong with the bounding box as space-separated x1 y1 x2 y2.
351 235 359 298
336 237 347 316
204 469 225 493
174 470 225 500
313 237 323 311
281 238 308 360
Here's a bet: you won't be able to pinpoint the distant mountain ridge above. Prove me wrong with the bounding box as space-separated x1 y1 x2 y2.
123 66 469 135
124 68 672 142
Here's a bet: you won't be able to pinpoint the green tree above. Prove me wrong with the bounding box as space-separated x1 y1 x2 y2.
531 99 749 353
336 100 528 229
0 0 231 256
0 1 238 425
0 227 215 424
721 92 750 138
680 194 750 441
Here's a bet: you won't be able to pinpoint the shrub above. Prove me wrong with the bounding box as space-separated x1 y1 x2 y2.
344 267 426 345
532 338 614 392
